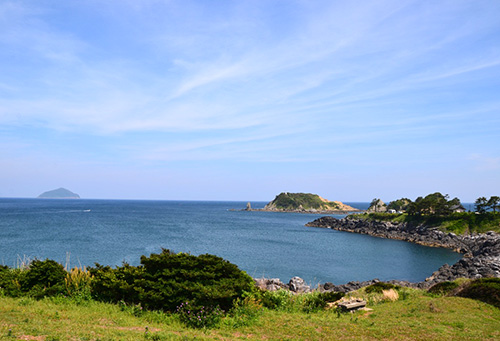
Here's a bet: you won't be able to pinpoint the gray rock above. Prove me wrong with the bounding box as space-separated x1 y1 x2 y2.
289 276 311 293
306 216 500 289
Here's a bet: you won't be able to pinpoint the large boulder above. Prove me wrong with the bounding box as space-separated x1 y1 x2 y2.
289 276 311 293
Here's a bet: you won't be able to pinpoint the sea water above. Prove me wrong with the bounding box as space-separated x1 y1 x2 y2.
0 198 462 285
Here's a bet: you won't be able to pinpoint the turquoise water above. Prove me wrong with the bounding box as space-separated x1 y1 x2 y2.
0 198 462 285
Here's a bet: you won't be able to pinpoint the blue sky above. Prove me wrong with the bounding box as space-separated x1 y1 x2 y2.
1 0 499 202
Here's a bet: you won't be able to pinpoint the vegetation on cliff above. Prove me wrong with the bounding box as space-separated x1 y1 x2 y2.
353 211 500 234
357 192 500 234
264 192 357 211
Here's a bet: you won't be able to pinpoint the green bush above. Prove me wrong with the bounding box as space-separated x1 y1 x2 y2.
89 249 255 312
258 289 344 313
428 281 460 295
302 291 344 313
89 263 143 304
364 282 398 294
20 259 66 298
226 297 263 327
456 278 500 308
259 289 296 311
0 266 23 297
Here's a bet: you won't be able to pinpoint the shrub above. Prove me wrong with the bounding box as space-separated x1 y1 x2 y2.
135 249 255 312
364 282 398 294
176 301 223 329
21 259 66 298
65 266 93 303
259 289 296 311
301 291 344 313
89 249 255 312
456 278 500 308
0 266 23 297
226 297 263 327
89 263 143 304
428 281 460 295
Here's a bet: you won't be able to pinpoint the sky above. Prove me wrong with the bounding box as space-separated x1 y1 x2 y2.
0 0 499 202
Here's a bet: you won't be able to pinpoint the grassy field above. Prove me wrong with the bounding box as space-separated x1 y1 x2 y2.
1 288 499 340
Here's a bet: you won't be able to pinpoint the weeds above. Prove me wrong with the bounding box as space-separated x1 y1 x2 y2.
176 301 224 329
225 297 263 327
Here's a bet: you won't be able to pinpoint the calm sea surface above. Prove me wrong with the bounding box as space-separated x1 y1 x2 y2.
0 199 462 285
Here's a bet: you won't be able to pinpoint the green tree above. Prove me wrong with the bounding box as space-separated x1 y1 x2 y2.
475 197 488 213
487 196 500 213
407 193 459 216
387 198 412 212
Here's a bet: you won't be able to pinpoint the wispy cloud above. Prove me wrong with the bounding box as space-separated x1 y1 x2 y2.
1 0 499 199
469 154 500 171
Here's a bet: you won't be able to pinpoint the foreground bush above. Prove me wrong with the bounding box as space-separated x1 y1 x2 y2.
456 278 500 308
428 281 460 295
259 289 344 313
21 259 67 298
364 282 398 294
90 249 256 312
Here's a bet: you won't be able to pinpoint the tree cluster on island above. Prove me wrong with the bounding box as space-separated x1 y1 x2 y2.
369 192 500 216
474 196 500 213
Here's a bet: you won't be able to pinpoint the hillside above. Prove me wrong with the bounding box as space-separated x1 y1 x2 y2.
263 192 358 212
38 187 80 199
1 283 498 340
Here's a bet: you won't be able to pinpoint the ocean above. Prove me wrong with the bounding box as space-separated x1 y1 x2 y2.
0 198 462 286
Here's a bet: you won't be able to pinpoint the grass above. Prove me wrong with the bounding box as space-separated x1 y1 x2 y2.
1 288 499 340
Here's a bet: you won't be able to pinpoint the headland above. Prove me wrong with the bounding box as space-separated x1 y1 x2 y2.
242 192 360 214
304 215 500 291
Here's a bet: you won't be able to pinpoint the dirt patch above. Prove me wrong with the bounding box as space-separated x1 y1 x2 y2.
18 336 46 341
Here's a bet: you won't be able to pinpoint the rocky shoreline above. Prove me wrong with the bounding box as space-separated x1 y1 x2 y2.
256 216 500 293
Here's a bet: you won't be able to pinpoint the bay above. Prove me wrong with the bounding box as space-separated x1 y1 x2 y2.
0 198 462 286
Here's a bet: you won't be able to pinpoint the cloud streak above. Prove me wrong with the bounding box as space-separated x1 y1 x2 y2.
1 0 499 199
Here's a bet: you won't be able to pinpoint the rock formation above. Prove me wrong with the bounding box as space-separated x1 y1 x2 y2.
367 199 387 212
306 216 500 289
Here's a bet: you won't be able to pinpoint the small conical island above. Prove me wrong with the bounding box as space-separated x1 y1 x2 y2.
38 188 80 199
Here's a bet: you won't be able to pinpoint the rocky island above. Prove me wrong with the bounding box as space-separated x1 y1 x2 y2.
38 187 80 199
246 192 360 214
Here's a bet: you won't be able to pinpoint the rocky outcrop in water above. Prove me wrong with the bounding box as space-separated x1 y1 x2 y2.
305 216 500 289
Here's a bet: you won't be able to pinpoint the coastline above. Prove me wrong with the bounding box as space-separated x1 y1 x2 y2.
303 216 500 291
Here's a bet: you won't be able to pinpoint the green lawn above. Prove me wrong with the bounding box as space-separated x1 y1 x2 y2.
1 289 499 340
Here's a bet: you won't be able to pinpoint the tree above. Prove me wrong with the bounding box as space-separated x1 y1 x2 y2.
387 198 412 212
487 196 500 213
475 197 488 213
407 193 459 216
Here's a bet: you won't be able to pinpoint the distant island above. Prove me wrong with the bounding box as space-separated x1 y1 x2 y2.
244 192 359 214
38 188 80 199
